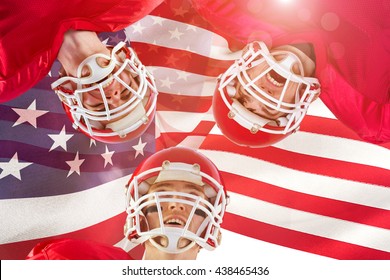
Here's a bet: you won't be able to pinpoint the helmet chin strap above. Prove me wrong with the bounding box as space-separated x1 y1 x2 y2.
230 97 290 133
75 53 116 87
231 99 271 128
51 41 127 89
149 228 197 254
105 102 147 135
74 42 127 86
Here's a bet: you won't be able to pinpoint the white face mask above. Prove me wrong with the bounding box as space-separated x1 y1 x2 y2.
218 41 321 135
124 161 227 254
51 42 158 141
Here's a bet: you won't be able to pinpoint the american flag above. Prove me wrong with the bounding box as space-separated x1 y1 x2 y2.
1 0 390 260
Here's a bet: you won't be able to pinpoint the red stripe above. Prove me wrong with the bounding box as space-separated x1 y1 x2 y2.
302 115 373 143
297 115 390 151
156 92 212 113
156 120 215 150
131 42 232 77
150 0 245 51
222 172 390 230
0 213 126 260
127 245 145 260
200 135 390 187
223 213 390 260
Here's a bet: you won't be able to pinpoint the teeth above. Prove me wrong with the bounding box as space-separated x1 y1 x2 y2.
165 219 185 226
102 74 114 89
91 74 113 89
266 72 284 87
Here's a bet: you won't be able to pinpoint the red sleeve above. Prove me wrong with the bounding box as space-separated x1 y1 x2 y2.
320 66 390 144
26 239 133 260
191 0 390 144
0 0 163 103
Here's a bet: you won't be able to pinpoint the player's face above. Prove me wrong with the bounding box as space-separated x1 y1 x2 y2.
144 180 208 249
81 65 143 126
81 66 139 112
234 55 301 121
56 46 147 129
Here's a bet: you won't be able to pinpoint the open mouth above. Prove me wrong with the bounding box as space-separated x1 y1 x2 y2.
100 73 114 89
85 73 115 89
164 218 186 227
266 70 286 87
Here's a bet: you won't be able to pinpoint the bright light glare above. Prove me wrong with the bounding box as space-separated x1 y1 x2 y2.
278 0 294 4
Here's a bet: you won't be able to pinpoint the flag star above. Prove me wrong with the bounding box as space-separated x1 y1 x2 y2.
169 28 184 40
172 93 185 104
109 33 124 44
186 24 197 32
66 152 85 177
124 29 132 42
165 53 180 67
180 49 193 59
160 77 175 89
185 46 193 53
48 126 74 151
176 71 191 81
148 41 159 53
173 7 188 17
12 100 49 128
146 66 157 76
132 22 146 34
101 38 110 45
152 17 165 26
101 145 115 167
132 138 147 158
0 153 33 180
89 139 97 147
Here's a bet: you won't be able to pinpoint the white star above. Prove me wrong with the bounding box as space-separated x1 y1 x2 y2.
132 138 147 158
12 100 49 128
48 126 74 151
101 145 115 167
169 28 184 40
176 71 191 81
124 28 132 42
185 46 193 53
146 66 158 76
132 22 146 34
186 24 197 32
66 152 85 177
0 153 33 180
101 38 110 45
152 17 165 26
89 139 97 147
160 77 174 89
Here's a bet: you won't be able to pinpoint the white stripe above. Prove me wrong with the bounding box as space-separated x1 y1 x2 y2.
200 150 390 210
158 110 390 171
147 66 217 97
198 228 327 261
228 192 390 253
306 99 336 119
0 175 130 244
275 131 390 171
156 111 213 133
127 15 241 60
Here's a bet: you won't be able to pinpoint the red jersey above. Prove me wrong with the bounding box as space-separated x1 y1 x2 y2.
191 0 390 143
0 0 163 103
26 239 133 260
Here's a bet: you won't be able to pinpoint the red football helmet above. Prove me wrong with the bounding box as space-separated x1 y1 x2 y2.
213 41 320 147
124 147 228 254
51 41 158 143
